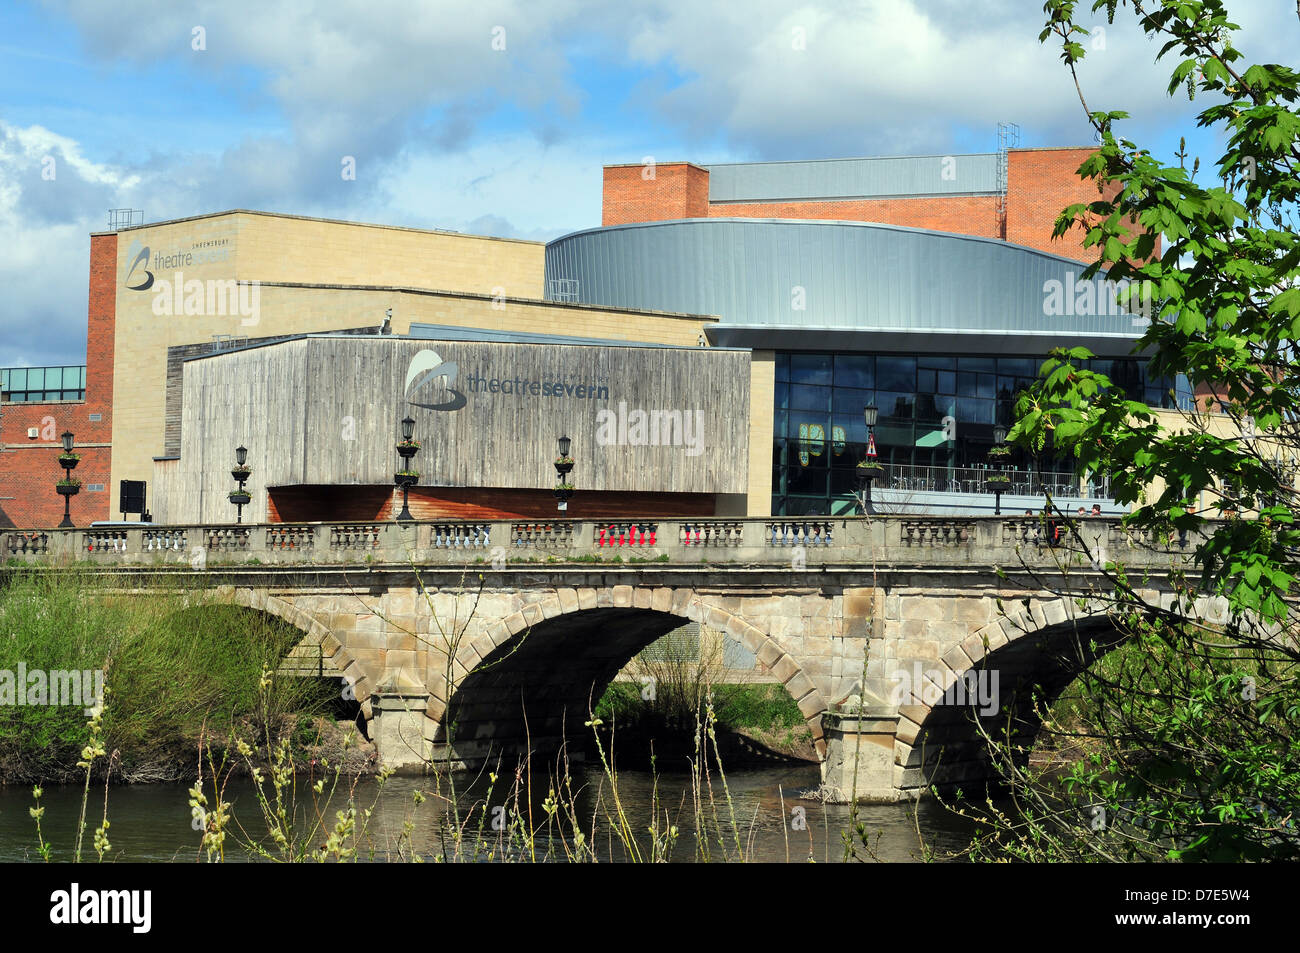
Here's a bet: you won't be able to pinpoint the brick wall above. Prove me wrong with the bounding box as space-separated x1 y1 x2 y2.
707 195 1001 238
1006 147 1159 264
600 148 1159 265
0 234 116 528
602 163 710 225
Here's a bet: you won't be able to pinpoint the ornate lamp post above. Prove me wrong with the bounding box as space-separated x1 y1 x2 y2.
856 405 882 515
56 430 80 528
229 444 252 523
986 424 1012 516
554 435 574 512
394 416 420 522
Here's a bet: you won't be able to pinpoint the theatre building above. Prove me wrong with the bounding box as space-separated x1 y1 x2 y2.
1 144 1180 527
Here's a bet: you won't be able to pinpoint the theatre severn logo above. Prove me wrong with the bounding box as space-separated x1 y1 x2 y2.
405 349 467 412
124 239 153 290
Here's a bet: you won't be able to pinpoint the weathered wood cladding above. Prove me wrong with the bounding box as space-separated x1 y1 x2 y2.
163 336 750 523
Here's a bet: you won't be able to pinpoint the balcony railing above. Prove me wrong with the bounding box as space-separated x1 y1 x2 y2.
0 516 1201 570
874 463 1108 499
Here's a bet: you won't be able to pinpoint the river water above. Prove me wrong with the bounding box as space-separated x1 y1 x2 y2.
0 763 979 863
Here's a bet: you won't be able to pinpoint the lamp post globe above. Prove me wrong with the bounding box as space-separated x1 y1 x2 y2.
554 435 575 511
56 431 78 527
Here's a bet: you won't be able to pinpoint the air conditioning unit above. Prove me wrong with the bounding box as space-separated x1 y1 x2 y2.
27 428 39 439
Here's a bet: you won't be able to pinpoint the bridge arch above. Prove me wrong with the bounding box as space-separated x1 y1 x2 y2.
893 593 1234 794
895 597 1132 795
433 585 830 767
227 588 374 720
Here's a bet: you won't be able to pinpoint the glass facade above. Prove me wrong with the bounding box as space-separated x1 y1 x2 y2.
772 351 1189 516
0 366 86 402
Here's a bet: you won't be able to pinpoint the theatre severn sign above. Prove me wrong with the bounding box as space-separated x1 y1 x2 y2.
152 335 752 524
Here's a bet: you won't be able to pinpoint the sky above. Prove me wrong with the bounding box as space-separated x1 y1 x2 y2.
0 0 1296 367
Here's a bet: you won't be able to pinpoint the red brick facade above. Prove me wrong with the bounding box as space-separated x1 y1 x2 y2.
0 234 116 529
602 163 710 226
601 147 1158 266
707 195 1001 239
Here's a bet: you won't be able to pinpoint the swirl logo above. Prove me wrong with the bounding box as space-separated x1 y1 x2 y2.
124 239 153 291
404 349 467 411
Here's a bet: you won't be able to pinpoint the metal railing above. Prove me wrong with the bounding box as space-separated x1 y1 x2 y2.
107 209 144 230
875 463 1108 499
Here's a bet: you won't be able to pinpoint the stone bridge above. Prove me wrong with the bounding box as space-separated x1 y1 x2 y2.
2 516 1217 800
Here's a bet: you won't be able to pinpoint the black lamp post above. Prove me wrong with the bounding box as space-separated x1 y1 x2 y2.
56 430 80 528
856 404 882 515
395 416 420 522
986 424 1012 516
554 435 574 512
229 444 252 523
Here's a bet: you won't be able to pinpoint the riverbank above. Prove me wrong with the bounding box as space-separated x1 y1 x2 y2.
590 681 817 767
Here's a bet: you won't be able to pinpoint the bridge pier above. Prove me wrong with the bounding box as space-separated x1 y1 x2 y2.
819 707 905 802
369 690 432 771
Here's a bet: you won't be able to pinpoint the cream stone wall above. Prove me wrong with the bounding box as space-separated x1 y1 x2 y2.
106 210 716 491
747 350 775 516
228 212 544 295
1147 406 1295 515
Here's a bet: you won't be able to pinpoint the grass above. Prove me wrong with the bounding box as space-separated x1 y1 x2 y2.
0 567 336 784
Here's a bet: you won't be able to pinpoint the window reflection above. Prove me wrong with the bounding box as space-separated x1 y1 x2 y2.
770 350 1178 515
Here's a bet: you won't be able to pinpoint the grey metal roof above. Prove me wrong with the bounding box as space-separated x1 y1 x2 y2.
544 218 1146 352
406 323 743 350
706 154 1000 202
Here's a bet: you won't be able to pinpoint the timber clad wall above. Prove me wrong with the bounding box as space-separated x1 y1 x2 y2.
158 336 750 524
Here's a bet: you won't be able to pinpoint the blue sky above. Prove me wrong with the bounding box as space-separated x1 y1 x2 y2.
1 0 1296 367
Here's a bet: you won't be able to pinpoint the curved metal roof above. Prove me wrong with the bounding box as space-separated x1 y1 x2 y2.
544 218 1147 356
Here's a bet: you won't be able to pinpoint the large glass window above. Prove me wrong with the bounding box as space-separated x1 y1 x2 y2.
770 350 1178 515
0 365 87 403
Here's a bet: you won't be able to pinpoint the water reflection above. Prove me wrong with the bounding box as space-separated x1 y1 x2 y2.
0 765 978 863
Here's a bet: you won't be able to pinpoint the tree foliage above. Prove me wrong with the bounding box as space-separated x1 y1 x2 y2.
962 0 1300 861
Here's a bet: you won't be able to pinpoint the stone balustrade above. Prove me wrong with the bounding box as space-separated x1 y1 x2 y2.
0 515 1203 570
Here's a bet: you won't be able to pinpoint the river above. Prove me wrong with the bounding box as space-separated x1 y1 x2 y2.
0 763 980 863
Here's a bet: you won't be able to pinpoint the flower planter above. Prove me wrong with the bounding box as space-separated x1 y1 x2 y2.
395 472 419 487
856 464 883 484
59 454 81 470
985 476 1012 492
231 466 251 481
228 491 251 505
56 483 81 496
